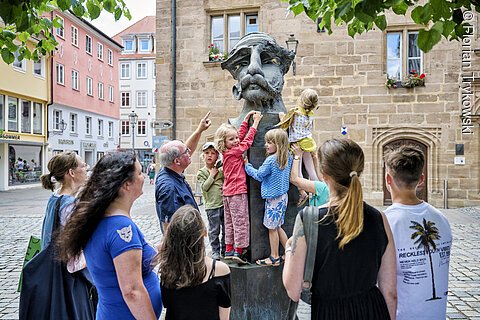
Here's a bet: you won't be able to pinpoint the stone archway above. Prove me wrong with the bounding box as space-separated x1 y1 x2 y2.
382 139 428 205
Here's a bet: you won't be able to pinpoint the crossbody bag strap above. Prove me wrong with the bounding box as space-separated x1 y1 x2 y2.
52 195 65 239
302 206 320 286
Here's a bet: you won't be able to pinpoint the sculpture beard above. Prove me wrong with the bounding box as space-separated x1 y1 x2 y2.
232 73 283 104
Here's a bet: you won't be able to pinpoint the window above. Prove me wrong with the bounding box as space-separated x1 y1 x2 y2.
98 119 104 137
108 85 114 102
152 90 156 106
386 30 423 81
21 100 31 133
139 38 150 52
70 113 77 133
98 82 104 100
56 63 65 85
97 43 104 61
71 70 79 90
71 26 78 46
86 77 93 96
123 39 134 52
56 16 64 38
86 35 92 54
13 49 26 71
121 63 131 79
8 97 18 132
108 49 113 65
136 91 147 107
121 120 130 135
108 121 114 138
210 12 258 54
137 62 147 79
33 57 44 77
121 92 130 107
137 120 146 136
85 116 92 135
33 102 42 134
53 110 63 131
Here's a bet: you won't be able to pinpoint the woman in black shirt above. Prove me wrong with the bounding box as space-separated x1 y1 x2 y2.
154 205 231 320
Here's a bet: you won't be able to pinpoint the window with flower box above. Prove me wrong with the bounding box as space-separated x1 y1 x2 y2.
386 29 424 88
209 11 258 61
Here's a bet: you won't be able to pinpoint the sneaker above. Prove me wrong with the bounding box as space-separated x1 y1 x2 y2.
232 251 248 265
212 252 221 260
224 250 234 260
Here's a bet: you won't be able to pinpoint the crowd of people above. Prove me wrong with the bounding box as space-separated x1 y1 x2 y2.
21 90 452 320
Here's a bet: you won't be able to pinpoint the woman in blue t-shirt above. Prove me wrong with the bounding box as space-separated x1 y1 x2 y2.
58 151 162 319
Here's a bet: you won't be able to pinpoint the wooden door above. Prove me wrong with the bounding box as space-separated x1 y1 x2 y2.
383 139 428 205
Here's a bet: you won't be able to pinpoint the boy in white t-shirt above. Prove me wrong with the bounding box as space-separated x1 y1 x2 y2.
384 145 452 320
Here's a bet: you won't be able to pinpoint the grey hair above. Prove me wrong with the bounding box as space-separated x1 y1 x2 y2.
159 143 182 166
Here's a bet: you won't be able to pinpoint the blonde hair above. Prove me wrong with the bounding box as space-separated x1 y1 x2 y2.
265 129 289 169
298 88 318 112
318 139 364 250
215 123 237 153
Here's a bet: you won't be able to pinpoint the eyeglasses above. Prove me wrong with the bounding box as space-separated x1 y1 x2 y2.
180 147 191 156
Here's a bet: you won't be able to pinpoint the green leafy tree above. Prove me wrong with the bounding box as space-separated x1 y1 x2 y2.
0 0 131 64
410 218 442 301
281 0 478 52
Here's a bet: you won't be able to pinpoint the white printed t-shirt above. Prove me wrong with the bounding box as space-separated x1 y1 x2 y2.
385 201 452 320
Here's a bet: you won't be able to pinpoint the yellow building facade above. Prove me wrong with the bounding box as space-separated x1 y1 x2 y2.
0 41 50 190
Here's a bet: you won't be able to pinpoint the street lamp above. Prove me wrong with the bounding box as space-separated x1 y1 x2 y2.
285 34 299 76
51 119 67 135
128 111 138 154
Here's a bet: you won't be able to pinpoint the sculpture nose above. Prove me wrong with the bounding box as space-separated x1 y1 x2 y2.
247 47 264 77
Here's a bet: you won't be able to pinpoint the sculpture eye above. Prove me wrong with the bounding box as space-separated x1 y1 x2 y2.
262 57 280 65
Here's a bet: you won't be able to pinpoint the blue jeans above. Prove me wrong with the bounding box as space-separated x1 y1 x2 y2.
206 207 225 255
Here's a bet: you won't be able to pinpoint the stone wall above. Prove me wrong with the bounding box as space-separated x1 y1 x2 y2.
156 0 480 207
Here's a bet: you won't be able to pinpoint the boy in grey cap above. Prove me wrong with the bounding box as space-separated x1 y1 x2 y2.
196 142 225 260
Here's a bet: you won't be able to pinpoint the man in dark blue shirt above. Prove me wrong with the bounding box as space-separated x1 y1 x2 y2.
155 112 211 232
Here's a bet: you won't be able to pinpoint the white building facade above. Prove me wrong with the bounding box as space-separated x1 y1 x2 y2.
114 16 156 167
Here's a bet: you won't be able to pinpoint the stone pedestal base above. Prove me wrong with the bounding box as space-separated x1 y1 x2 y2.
229 263 290 320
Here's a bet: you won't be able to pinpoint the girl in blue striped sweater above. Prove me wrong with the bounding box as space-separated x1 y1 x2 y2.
245 129 293 266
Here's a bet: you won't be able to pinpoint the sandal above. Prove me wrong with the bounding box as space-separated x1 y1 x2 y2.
297 190 308 207
256 255 280 267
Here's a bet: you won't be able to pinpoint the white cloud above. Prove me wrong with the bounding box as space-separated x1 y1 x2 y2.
89 0 155 37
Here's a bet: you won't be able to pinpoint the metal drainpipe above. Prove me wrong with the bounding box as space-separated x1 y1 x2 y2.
46 11 55 140
171 0 177 140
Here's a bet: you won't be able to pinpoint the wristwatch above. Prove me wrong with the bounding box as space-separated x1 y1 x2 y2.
294 155 300 160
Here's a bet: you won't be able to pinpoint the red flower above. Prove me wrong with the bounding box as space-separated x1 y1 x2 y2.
411 69 416 73
419 74 425 79
393 84 397 88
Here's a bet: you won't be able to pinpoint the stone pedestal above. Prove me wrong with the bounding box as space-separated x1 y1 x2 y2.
229 263 291 320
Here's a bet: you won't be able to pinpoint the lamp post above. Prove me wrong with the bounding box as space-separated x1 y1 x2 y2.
128 111 138 154
285 34 299 76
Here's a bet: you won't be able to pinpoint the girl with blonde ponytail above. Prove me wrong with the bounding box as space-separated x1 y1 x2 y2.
283 139 397 320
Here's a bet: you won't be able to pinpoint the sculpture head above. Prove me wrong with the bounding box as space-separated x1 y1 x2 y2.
221 32 295 104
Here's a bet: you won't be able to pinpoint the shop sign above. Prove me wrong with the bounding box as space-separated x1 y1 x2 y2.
0 132 21 140
58 139 74 145
82 142 96 149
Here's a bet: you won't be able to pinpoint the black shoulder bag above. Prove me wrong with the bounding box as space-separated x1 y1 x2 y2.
285 206 323 320
19 196 96 320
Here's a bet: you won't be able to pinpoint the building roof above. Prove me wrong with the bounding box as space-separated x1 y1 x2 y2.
113 16 156 43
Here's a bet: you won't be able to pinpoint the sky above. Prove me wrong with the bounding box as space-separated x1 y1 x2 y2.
89 0 156 37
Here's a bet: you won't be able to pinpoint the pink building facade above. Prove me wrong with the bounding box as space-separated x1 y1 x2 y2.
48 10 122 166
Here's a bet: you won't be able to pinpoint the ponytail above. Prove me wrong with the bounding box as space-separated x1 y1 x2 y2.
335 174 363 249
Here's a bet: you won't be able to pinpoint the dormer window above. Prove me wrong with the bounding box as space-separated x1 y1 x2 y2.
123 39 134 52
139 38 150 52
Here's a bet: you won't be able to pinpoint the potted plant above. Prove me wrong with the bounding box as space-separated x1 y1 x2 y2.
385 76 397 89
208 44 221 61
402 69 426 88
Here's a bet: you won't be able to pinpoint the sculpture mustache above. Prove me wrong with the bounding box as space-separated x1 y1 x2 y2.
239 74 277 96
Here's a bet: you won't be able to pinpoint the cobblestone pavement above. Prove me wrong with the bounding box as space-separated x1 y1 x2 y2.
0 180 479 319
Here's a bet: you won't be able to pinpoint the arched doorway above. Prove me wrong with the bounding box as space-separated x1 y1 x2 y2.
383 139 428 205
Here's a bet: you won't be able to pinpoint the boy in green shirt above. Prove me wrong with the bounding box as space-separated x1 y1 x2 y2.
196 142 225 260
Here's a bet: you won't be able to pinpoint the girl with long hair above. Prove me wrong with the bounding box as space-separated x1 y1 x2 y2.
155 205 231 320
283 139 397 319
245 129 293 266
57 151 162 319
